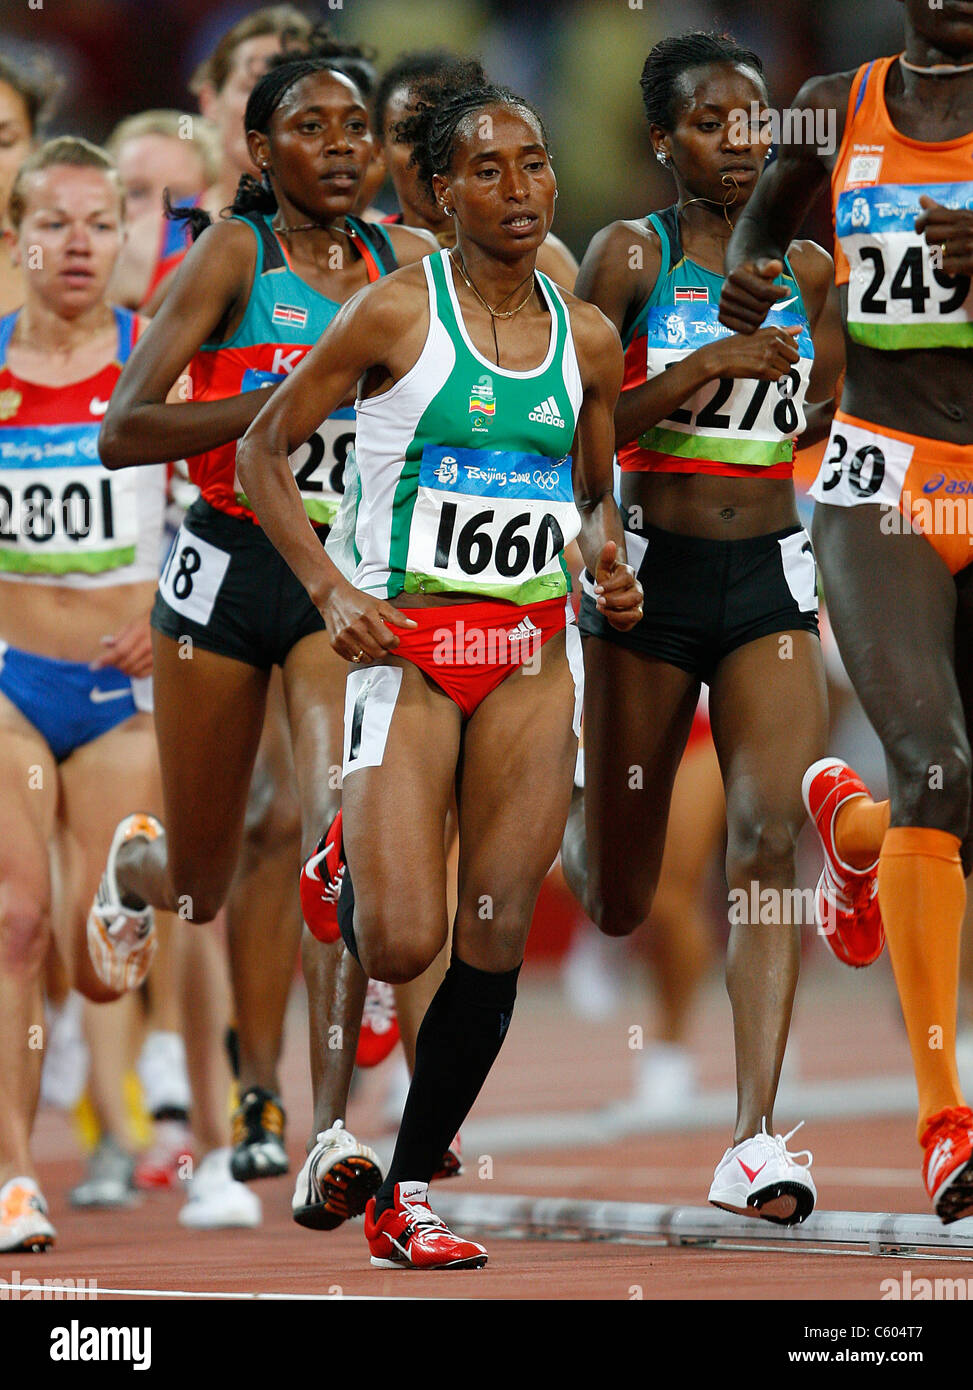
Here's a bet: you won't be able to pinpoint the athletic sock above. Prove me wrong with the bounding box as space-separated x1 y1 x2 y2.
833 795 891 870
336 861 360 965
374 954 520 1215
877 826 965 1141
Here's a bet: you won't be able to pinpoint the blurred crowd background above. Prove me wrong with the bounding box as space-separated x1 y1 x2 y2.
3 0 905 258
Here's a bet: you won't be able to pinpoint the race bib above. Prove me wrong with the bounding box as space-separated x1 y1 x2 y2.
157 523 230 626
642 302 813 468
0 424 139 574
234 369 354 525
404 445 580 603
810 418 913 509
837 182 973 349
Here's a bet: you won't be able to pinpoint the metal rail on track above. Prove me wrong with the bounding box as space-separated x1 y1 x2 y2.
433 1193 973 1257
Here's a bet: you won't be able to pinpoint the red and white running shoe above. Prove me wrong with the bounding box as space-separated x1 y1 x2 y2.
135 1119 194 1191
432 1134 463 1182
922 1106 973 1224
356 979 400 1068
801 757 885 967
365 1181 487 1269
300 809 344 945
709 1119 816 1225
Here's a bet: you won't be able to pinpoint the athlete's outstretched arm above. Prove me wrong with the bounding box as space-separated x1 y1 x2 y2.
236 277 419 660
100 220 275 468
720 73 854 333
569 301 642 632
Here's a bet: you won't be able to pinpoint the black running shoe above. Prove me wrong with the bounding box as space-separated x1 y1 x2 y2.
230 1087 289 1181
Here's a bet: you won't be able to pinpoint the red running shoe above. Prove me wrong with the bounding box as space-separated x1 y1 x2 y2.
922 1106 973 1224
356 980 400 1068
432 1134 463 1182
365 1181 487 1269
801 758 885 967
300 810 345 945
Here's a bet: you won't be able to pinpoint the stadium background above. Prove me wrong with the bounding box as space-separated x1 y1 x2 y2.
5 0 972 1307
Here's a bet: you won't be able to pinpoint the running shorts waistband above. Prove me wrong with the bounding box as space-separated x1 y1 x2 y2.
811 410 973 575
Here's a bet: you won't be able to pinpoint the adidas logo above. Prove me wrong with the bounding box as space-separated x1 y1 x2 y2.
528 395 564 427
507 616 540 643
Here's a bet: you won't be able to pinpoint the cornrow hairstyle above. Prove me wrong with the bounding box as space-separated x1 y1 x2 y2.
9 136 123 231
0 50 61 136
268 23 378 99
640 30 765 132
402 80 547 200
168 56 365 241
373 50 477 141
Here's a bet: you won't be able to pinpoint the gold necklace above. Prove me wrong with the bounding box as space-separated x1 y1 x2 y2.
450 251 536 318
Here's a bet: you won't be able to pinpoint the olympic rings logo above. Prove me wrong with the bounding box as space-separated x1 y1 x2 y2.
532 470 559 490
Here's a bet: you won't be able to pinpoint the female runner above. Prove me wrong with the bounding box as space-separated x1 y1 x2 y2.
720 0 973 1221
237 82 641 1268
0 138 168 1251
560 31 842 1225
94 56 432 1227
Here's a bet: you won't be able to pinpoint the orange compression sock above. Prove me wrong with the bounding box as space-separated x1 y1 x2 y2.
834 795 890 870
877 826 966 1141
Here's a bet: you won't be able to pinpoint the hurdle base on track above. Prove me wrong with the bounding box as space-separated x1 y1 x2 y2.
433 1192 973 1256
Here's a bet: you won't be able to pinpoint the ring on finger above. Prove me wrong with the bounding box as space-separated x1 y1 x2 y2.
351 649 365 663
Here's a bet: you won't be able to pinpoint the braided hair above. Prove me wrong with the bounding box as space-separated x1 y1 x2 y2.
167 54 367 240
373 51 482 142
401 81 549 201
640 31 765 132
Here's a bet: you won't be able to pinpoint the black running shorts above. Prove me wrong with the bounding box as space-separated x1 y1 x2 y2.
152 498 326 669
578 521 819 684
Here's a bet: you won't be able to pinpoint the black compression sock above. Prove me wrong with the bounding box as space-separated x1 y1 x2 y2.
336 858 360 965
374 953 520 1215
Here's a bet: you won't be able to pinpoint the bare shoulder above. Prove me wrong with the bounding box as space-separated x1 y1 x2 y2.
345 259 429 325
562 293 623 374
385 222 439 263
792 68 858 115
587 217 661 266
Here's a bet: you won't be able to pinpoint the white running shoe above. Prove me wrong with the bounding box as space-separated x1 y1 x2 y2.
137 1030 191 1116
40 991 89 1111
708 1118 816 1225
87 814 163 993
291 1120 382 1231
0 1177 56 1252
178 1149 261 1229
632 1042 698 1116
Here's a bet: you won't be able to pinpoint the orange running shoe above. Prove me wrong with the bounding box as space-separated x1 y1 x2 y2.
802 758 885 967
0 1177 55 1252
365 1182 487 1269
922 1106 973 1224
87 813 162 992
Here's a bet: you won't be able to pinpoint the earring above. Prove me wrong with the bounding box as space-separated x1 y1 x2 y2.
442 205 453 217
656 151 669 167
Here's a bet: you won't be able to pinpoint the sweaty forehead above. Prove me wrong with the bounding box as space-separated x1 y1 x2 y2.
672 62 766 118
452 104 545 158
276 68 365 118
